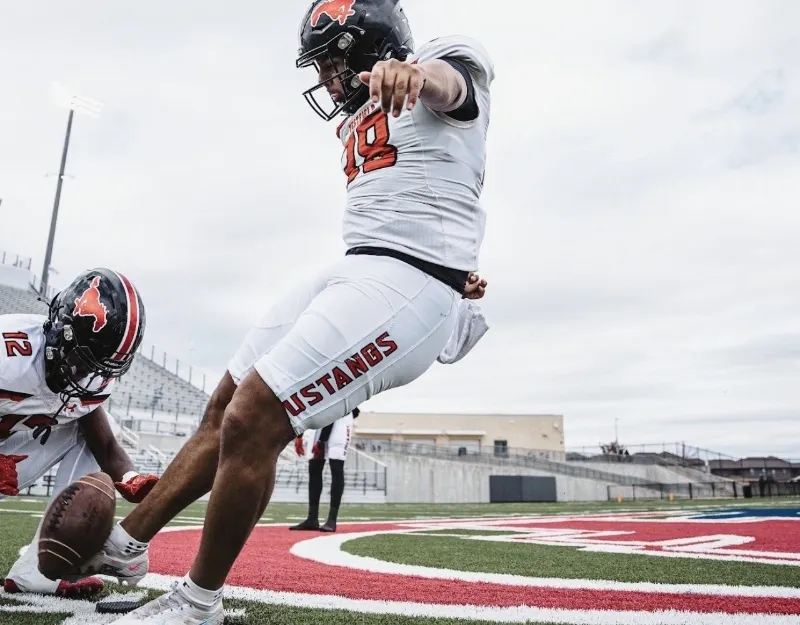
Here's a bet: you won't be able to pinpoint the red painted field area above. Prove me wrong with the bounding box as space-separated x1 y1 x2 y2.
148 515 800 618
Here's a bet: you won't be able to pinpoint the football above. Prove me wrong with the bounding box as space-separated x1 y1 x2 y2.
38 471 117 580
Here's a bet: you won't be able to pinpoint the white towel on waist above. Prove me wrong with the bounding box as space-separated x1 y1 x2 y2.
437 299 489 365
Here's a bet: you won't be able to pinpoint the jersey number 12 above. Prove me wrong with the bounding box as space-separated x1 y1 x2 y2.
3 332 32 358
343 110 398 183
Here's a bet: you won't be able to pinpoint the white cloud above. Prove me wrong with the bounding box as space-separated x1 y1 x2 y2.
0 0 798 458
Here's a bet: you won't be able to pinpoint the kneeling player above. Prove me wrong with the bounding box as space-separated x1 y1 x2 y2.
0 268 158 597
290 407 357 532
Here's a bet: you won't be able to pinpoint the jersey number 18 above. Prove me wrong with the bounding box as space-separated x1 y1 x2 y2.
343 110 398 184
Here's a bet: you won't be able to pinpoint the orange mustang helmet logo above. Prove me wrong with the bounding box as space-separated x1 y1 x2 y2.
72 276 109 333
310 0 357 27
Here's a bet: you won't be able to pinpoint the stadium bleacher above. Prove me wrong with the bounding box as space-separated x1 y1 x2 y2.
0 282 48 316
110 355 209 426
1 275 388 503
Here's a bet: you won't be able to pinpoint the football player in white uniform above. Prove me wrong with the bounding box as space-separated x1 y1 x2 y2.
290 406 358 532
0 268 157 598
85 1 494 622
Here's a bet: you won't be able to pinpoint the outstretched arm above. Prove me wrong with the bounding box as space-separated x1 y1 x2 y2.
417 59 469 112
79 406 159 503
359 58 473 117
79 407 134 482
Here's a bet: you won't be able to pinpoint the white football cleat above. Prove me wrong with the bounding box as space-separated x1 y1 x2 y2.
108 580 224 624
65 539 149 587
3 539 105 598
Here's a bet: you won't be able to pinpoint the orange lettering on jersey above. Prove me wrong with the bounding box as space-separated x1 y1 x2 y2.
347 103 377 135
343 109 398 183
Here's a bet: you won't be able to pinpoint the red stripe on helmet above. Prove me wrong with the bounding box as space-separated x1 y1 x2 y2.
112 271 140 361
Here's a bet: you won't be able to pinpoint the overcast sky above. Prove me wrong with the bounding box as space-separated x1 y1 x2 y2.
1 1 799 458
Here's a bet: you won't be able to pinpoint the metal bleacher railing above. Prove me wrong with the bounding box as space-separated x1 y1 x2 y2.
567 442 731 467
357 438 663 487
0 251 32 271
568 443 703 466
275 446 388 501
567 442 800 475
131 344 212 394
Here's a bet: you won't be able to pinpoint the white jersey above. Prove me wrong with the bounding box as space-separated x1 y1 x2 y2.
340 35 494 271
0 314 113 441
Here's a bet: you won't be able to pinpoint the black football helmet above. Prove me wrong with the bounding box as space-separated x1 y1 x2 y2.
296 0 414 121
43 268 146 399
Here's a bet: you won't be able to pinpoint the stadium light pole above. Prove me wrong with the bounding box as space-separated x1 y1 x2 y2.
40 85 103 296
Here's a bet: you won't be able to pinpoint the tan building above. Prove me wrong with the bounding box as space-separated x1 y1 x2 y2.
353 411 565 459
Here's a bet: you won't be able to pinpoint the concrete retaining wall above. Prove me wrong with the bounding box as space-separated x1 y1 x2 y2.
376 454 614 503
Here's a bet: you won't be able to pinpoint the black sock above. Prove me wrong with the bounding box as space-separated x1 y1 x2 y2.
326 459 345 526
307 458 324 523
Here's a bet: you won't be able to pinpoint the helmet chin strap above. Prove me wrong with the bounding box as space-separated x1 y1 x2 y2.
38 363 109 445
32 396 69 446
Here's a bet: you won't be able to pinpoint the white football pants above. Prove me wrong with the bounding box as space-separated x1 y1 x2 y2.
1 422 100 591
229 254 459 435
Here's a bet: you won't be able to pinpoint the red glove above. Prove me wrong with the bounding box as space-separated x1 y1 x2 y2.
0 454 27 496
114 472 159 503
311 442 325 460
294 436 305 457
